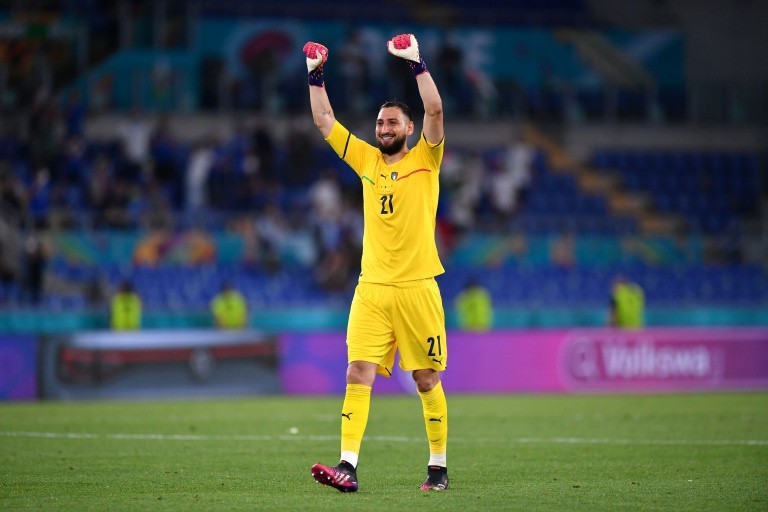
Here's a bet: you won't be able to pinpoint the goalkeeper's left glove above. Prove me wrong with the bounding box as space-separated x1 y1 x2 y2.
303 41 329 87
387 33 428 77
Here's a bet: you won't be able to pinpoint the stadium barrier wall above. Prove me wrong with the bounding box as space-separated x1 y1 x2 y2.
36 329 279 400
280 327 768 395
3 327 767 401
0 335 38 400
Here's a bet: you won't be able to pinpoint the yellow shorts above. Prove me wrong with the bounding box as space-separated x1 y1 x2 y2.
346 278 447 377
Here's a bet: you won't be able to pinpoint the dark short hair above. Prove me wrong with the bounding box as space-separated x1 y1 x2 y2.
379 100 413 122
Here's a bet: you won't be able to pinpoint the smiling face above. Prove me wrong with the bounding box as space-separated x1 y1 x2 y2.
375 106 414 156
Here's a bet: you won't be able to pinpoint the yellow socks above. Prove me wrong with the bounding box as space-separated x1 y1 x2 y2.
418 380 448 465
339 383 372 468
338 381 447 468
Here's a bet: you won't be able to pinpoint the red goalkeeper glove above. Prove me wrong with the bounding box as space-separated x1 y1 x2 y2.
387 34 428 77
303 41 329 87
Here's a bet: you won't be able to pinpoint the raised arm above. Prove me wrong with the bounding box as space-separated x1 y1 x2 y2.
415 70 444 145
303 42 336 139
387 34 444 145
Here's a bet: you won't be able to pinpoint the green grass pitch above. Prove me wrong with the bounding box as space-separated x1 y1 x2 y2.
1 392 767 511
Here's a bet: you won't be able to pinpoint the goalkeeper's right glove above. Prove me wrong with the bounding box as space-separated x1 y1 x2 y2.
303 41 329 87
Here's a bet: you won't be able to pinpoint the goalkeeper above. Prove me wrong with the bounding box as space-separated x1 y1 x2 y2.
304 34 449 492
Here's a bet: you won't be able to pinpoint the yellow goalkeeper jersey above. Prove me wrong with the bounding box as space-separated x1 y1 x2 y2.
326 121 445 284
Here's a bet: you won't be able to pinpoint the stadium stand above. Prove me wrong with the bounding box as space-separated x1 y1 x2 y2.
592 149 761 234
1 125 765 319
0 0 766 332
195 0 592 26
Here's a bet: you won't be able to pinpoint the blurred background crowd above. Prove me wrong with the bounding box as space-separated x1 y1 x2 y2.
0 0 766 331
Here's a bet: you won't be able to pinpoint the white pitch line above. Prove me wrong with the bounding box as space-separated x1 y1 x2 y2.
514 437 768 446
1 431 766 446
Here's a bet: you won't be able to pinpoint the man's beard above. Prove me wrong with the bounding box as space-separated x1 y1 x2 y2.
377 133 407 155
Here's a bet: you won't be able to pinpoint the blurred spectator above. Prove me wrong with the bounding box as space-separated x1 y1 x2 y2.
314 240 355 293
440 149 484 231
136 178 174 230
226 121 258 210
237 31 291 111
116 109 152 183
0 238 16 292
21 229 50 306
110 279 142 330
27 91 63 170
97 177 135 229
340 192 364 259
310 176 359 293
608 275 645 329
251 123 276 181
454 277 494 332
185 138 215 216
27 167 53 229
488 133 533 225
52 138 89 227
87 154 113 212
0 169 24 288
314 200 361 294
206 147 236 209
337 28 371 117
149 117 179 199
0 168 25 226
284 123 314 186
436 34 468 115
465 65 498 119
502 133 534 205
309 169 343 223
56 136 89 191
256 203 290 273
62 91 87 138
235 216 262 269
210 281 249 329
